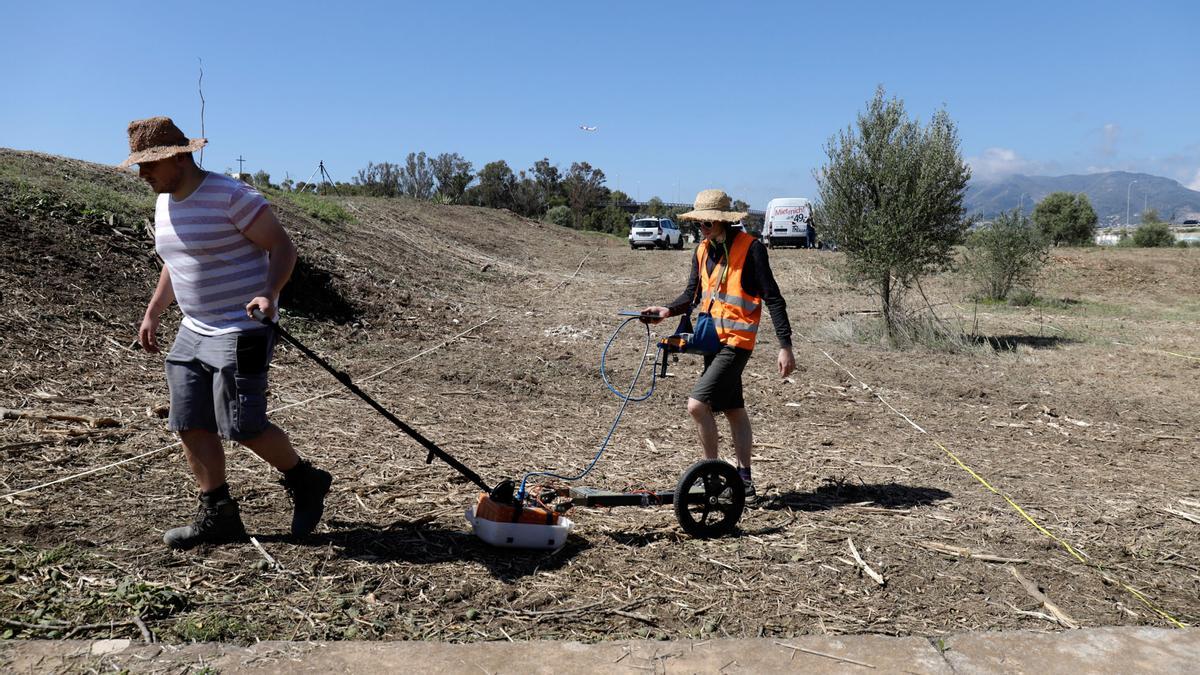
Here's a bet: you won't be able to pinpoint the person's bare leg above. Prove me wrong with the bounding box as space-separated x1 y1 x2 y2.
688 397 720 459
167 429 246 549
238 424 300 472
241 423 330 538
179 429 227 492
724 408 753 471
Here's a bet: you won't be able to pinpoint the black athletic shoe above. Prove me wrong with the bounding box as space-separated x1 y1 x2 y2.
281 461 333 538
164 491 248 549
743 480 765 506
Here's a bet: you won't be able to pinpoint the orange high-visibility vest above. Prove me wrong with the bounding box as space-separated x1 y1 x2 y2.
696 232 762 351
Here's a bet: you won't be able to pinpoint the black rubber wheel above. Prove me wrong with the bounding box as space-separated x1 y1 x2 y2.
673 459 745 538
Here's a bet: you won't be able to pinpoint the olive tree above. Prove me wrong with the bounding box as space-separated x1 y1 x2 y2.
1032 192 1097 246
962 209 1049 301
816 87 971 338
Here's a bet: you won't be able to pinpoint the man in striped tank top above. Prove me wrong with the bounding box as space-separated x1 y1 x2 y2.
124 117 333 549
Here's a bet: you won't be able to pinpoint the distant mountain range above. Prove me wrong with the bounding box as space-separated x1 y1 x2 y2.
965 171 1200 224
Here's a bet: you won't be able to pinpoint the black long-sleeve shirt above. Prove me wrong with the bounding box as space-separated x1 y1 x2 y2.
664 231 793 349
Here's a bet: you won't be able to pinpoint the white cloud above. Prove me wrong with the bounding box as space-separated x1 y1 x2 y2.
1101 123 1120 157
1187 169 1200 192
967 147 1043 181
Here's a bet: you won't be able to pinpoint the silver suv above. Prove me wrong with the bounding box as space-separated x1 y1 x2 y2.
629 217 683 250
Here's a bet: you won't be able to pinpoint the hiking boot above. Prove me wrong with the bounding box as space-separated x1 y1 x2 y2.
281 460 333 537
164 489 248 550
743 480 764 506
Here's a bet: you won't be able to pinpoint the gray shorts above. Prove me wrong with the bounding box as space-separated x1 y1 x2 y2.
690 346 752 412
165 325 276 441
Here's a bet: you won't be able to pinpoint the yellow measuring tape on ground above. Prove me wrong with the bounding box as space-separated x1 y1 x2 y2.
1114 341 1200 363
812 344 1188 629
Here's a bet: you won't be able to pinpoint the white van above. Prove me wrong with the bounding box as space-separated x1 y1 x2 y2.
763 198 815 248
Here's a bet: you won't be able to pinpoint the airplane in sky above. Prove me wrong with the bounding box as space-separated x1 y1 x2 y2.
579 125 598 132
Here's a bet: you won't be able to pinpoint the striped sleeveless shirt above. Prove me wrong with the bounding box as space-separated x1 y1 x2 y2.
154 172 270 335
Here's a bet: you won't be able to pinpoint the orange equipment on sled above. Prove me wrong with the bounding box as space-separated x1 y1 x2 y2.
474 492 560 526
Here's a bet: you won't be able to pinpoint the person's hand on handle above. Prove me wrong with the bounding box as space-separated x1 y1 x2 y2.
246 295 277 323
778 346 796 378
639 306 670 324
138 311 161 353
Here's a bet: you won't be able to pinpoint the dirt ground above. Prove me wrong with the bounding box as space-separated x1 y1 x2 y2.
1 150 1197 645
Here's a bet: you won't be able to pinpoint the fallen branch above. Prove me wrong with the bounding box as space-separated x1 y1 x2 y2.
610 609 656 624
1161 508 1200 525
774 641 876 669
847 538 885 586
918 540 1029 564
132 614 153 643
491 601 604 617
1 408 119 429
1008 566 1078 629
250 536 284 571
1 616 139 637
704 558 739 573
1004 600 1061 626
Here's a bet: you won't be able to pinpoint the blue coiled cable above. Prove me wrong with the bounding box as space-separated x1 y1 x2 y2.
517 317 661 500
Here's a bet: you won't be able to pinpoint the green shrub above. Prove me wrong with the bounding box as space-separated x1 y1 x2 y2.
1131 221 1175 247
1007 288 1038 306
1032 192 1097 246
544 205 572 228
1 175 153 234
962 209 1049 301
278 191 354 225
816 313 986 354
1176 239 1190 249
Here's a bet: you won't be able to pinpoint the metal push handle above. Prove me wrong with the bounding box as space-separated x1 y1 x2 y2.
250 308 493 493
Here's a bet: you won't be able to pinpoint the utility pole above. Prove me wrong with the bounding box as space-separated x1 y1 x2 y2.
237 155 246 176
1126 179 1138 226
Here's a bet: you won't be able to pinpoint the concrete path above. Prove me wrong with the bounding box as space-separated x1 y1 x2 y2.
2 627 1197 673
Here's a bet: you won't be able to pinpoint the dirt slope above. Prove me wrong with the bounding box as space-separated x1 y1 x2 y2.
0 149 1197 644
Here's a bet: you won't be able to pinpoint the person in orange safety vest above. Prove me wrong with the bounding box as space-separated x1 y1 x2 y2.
641 189 796 503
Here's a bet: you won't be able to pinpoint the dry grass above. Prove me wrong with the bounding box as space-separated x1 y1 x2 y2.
1 150 1197 645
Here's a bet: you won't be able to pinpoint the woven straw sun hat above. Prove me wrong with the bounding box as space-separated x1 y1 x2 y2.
118 117 207 168
678 189 747 223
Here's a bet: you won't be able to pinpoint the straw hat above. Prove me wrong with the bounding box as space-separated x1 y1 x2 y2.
118 117 207 168
678 189 747 223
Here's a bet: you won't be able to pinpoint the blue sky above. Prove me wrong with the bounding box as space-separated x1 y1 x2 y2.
3 1 1198 209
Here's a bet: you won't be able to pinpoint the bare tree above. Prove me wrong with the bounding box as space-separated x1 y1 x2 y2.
353 161 402 197
400 151 435 200
532 158 562 207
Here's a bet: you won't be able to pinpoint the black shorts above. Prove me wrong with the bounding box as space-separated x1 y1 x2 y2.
689 346 751 412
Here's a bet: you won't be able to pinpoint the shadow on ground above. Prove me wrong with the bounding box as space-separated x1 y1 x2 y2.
270 519 589 581
762 481 952 512
970 334 1074 351
279 256 359 323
